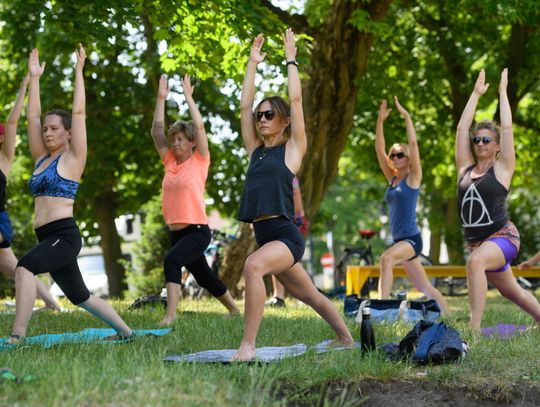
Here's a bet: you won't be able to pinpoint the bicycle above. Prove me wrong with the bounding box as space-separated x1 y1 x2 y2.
335 229 376 297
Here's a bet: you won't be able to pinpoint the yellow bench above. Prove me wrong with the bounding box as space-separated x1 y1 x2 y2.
346 265 540 296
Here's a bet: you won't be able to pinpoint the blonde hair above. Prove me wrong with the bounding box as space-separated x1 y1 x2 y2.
387 143 411 171
471 120 501 143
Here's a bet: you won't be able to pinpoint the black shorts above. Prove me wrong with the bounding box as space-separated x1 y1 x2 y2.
395 233 423 260
253 217 305 265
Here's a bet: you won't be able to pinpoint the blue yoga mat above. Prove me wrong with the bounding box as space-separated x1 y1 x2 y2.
0 328 171 351
164 340 360 363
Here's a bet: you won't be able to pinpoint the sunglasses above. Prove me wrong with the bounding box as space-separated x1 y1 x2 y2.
389 151 406 160
256 110 275 121
471 136 492 145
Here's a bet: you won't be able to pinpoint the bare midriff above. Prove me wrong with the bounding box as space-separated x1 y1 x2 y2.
33 196 74 228
253 214 280 222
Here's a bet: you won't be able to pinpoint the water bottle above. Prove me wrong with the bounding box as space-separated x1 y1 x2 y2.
396 291 407 301
360 307 376 352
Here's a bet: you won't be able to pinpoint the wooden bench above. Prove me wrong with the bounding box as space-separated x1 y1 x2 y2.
346 265 540 296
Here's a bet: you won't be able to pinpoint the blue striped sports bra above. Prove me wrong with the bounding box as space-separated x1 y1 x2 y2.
28 154 79 200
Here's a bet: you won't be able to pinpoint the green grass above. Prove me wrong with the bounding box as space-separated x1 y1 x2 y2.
1 290 539 406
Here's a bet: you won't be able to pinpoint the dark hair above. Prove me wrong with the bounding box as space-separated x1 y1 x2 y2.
254 96 291 140
471 120 501 143
167 120 195 143
44 109 72 130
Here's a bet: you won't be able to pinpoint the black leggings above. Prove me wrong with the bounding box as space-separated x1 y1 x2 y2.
164 224 227 297
17 218 90 305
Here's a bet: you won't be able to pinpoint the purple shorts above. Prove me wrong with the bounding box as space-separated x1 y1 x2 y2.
485 237 518 273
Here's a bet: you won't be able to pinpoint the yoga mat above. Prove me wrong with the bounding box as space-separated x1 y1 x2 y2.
481 324 528 339
0 328 171 350
164 340 360 363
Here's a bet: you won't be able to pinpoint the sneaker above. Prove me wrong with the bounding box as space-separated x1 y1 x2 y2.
265 297 286 308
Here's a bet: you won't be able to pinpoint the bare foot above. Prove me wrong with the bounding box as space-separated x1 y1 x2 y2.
231 343 256 362
226 309 241 317
6 334 24 345
158 315 176 326
45 303 62 312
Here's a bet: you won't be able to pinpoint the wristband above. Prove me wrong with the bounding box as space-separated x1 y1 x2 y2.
286 60 299 67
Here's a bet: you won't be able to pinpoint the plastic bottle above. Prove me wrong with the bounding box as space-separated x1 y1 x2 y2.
360 307 376 352
396 291 407 301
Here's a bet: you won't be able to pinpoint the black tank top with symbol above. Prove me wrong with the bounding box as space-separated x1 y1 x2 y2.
457 165 509 242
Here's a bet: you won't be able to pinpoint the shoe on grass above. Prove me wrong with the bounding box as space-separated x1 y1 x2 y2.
265 297 286 308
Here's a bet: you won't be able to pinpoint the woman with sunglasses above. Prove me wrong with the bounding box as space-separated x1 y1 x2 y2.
456 69 540 331
233 29 353 361
375 97 448 312
152 73 239 326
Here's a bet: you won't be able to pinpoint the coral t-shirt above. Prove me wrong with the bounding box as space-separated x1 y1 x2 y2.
161 149 209 225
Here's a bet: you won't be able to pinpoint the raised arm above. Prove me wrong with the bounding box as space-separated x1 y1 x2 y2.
395 96 421 187
2 75 30 169
375 99 393 182
69 43 87 171
240 34 265 156
151 74 170 161
456 69 488 175
283 28 306 173
27 48 48 161
496 68 515 175
182 74 208 157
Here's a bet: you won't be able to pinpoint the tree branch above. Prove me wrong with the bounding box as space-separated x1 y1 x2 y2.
259 0 310 33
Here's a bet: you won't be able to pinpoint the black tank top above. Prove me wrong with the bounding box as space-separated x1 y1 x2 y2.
0 170 6 212
237 143 294 223
457 165 509 242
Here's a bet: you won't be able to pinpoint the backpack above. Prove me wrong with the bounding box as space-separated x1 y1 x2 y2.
128 295 167 310
384 320 466 364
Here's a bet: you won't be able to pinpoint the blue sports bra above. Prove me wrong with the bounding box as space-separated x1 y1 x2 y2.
28 155 79 200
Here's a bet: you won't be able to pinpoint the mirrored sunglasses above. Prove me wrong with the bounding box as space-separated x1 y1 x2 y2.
471 136 492 145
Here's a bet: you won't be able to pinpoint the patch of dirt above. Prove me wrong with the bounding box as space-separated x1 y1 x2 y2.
286 379 540 406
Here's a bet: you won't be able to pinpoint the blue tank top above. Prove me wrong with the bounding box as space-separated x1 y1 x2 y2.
237 144 294 223
385 177 420 240
28 155 79 200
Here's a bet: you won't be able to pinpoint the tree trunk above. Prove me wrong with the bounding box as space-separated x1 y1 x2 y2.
301 0 394 218
219 223 258 298
95 190 127 297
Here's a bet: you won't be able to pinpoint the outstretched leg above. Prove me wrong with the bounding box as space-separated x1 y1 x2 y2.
78 295 133 336
0 247 60 311
487 267 540 324
403 257 449 313
277 263 354 345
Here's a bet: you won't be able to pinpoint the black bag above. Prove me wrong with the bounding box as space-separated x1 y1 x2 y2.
128 295 167 310
344 294 441 323
383 320 466 364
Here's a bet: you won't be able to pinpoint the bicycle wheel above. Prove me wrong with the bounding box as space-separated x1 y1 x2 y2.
434 276 468 296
